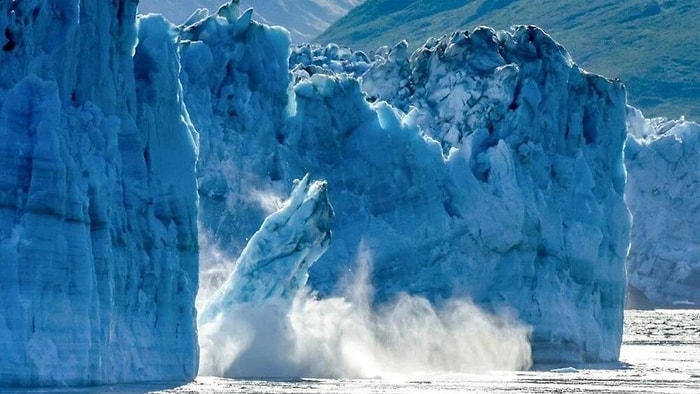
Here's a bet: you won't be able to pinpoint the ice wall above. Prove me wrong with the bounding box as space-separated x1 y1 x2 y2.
182 5 630 365
178 3 292 295
625 108 700 308
295 28 631 363
0 1 198 386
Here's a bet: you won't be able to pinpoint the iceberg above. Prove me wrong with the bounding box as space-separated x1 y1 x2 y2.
182 6 630 364
625 108 700 308
0 1 198 386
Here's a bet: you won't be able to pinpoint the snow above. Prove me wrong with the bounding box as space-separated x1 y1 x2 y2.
625 107 700 308
0 2 198 386
183 9 630 366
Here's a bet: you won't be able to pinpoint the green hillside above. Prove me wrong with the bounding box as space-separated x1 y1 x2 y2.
317 0 700 120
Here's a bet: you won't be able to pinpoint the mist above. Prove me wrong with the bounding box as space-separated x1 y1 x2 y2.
197 251 532 378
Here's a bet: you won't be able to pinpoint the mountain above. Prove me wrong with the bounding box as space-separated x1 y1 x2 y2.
318 0 700 121
137 0 364 43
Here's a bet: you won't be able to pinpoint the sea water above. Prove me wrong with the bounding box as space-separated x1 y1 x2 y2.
4 310 698 393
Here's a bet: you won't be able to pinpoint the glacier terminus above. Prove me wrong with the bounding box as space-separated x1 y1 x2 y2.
1 0 697 388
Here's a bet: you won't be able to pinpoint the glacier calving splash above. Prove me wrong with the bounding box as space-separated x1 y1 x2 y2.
625 108 700 308
0 1 198 386
182 4 630 365
198 176 531 378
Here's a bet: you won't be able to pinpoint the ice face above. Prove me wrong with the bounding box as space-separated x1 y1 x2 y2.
625 107 700 308
178 5 294 299
301 28 631 363
0 2 198 386
182 11 630 364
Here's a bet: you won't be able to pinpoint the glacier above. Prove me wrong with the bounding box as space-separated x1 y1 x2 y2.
182 3 630 365
0 1 198 386
625 108 700 308
0 0 640 386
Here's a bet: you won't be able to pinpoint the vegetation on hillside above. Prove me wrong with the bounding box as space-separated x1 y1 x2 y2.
318 0 699 120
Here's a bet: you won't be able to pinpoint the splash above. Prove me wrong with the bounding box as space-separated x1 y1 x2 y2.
197 176 531 378
198 251 532 378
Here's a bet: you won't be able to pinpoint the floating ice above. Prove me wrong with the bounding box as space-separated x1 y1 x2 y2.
550 366 579 373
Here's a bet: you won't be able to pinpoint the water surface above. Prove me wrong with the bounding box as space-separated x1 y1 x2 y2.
4 310 698 393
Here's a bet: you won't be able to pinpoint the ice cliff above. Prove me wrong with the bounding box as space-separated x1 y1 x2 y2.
0 0 636 384
182 4 630 364
0 1 198 386
625 109 700 308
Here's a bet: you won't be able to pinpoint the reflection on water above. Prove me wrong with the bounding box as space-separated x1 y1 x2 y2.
2 310 699 393
624 309 700 345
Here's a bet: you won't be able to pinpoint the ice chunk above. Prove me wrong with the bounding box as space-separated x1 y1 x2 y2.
199 175 334 321
198 176 334 377
550 366 579 373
